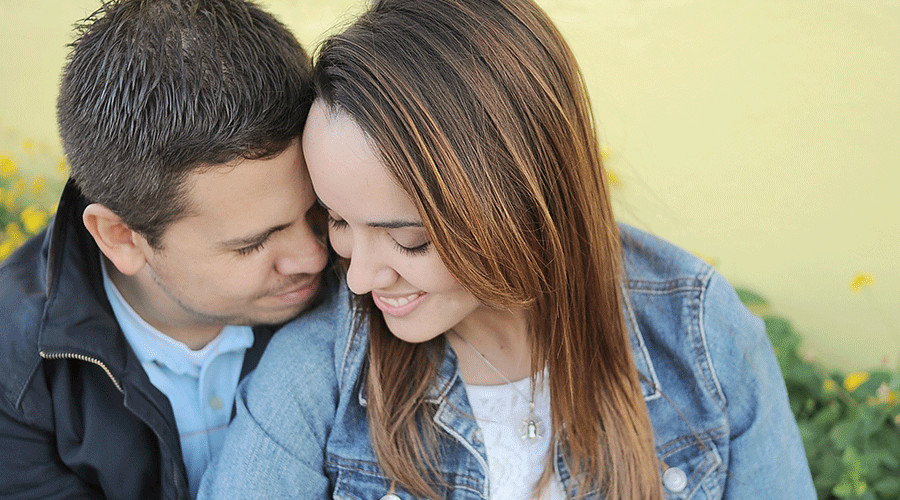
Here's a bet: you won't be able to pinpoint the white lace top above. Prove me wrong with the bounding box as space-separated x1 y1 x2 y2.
462 373 566 499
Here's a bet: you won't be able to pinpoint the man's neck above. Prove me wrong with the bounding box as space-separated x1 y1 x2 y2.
103 258 223 350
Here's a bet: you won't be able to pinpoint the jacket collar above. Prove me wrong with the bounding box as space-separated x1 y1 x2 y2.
37 181 134 375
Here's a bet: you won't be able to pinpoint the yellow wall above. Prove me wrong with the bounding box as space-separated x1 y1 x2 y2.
2 0 897 369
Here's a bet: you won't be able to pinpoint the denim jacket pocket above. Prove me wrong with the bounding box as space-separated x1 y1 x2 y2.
658 431 725 500
326 453 486 500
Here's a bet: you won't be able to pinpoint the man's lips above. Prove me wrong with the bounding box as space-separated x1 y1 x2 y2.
269 276 320 305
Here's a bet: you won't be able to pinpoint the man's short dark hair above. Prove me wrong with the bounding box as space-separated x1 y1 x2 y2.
57 0 312 247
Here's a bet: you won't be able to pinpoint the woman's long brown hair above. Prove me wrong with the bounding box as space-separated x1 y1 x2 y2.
313 0 663 497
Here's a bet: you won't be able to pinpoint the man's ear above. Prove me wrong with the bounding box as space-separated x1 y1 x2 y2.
82 203 148 276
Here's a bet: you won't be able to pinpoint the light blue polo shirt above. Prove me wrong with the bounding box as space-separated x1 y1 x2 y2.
101 260 253 498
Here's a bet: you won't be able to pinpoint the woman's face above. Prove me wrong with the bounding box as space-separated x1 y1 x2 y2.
302 101 482 343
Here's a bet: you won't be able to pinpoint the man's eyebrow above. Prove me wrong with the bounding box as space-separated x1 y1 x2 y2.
218 223 290 249
317 197 423 230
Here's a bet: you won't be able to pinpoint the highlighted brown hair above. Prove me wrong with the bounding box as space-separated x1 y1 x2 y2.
314 0 662 497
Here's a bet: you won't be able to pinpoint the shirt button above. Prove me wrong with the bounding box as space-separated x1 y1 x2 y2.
209 395 224 411
379 495 401 500
663 466 688 493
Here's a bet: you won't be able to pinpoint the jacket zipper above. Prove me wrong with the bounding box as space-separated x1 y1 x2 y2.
38 350 185 497
39 350 124 393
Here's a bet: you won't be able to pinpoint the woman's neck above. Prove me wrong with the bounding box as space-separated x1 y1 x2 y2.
446 307 532 385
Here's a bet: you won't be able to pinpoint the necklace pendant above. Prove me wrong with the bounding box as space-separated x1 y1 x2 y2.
519 411 544 441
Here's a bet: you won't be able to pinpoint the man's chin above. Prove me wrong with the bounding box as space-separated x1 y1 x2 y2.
249 293 322 327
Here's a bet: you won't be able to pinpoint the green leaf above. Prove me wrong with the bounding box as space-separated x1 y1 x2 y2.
830 419 859 450
810 402 843 430
873 476 900 496
862 447 900 470
833 480 853 498
735 288 768 308
764 316 802 358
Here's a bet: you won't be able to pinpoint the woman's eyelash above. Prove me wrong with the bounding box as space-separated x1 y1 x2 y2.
237 240 266 256
327 216 348 229
393 241 430 256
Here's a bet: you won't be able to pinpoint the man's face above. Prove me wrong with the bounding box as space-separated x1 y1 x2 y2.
129 138 328 339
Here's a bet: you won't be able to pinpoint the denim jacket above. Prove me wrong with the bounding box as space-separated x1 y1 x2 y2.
200 224 815 499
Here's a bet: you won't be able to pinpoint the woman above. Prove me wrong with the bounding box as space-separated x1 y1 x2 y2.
200 0 814 498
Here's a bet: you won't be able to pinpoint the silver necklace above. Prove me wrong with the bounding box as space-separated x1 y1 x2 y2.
451 331 545 442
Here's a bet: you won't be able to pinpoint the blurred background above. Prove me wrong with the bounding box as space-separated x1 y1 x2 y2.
1 0 897 371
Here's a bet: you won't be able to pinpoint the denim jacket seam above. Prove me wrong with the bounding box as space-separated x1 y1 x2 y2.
425 371 459 405
432 398 490 498
678 454 722 500
693 267 727 411
657 424 728 457
626 276 704 294
622 286 662 402
339 316 365 395
325 453 486 496
659 427 726 500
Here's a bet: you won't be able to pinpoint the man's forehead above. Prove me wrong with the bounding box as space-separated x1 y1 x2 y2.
164 141 310 246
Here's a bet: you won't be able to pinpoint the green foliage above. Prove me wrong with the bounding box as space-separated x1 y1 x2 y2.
738 289 900 500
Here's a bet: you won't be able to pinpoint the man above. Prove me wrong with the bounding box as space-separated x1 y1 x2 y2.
0 0 327 498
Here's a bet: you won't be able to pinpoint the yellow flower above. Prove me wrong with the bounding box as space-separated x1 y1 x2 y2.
31 176 47 196
0 154 18 179
850 273 875 293
2 188 17 210
0 239 15 262
606 169 622 188
875 383 898 406
3 179 25 210
20 207 49 234
21 139 34 153
822 379 838 394
843 372 869 392
5 222 26 247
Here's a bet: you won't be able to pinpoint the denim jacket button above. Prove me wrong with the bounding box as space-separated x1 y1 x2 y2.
663 466 688 493
380 494 401 500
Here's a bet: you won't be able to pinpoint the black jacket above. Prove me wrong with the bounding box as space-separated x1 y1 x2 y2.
0 182 274 499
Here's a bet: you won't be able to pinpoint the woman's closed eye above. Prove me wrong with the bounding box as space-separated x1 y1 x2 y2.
236 239 267 256
393 239 430 256
327 214 349 230
327 212 430 256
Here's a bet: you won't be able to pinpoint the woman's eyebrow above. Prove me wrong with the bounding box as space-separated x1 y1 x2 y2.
317 197 423 229
368 220 424 229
